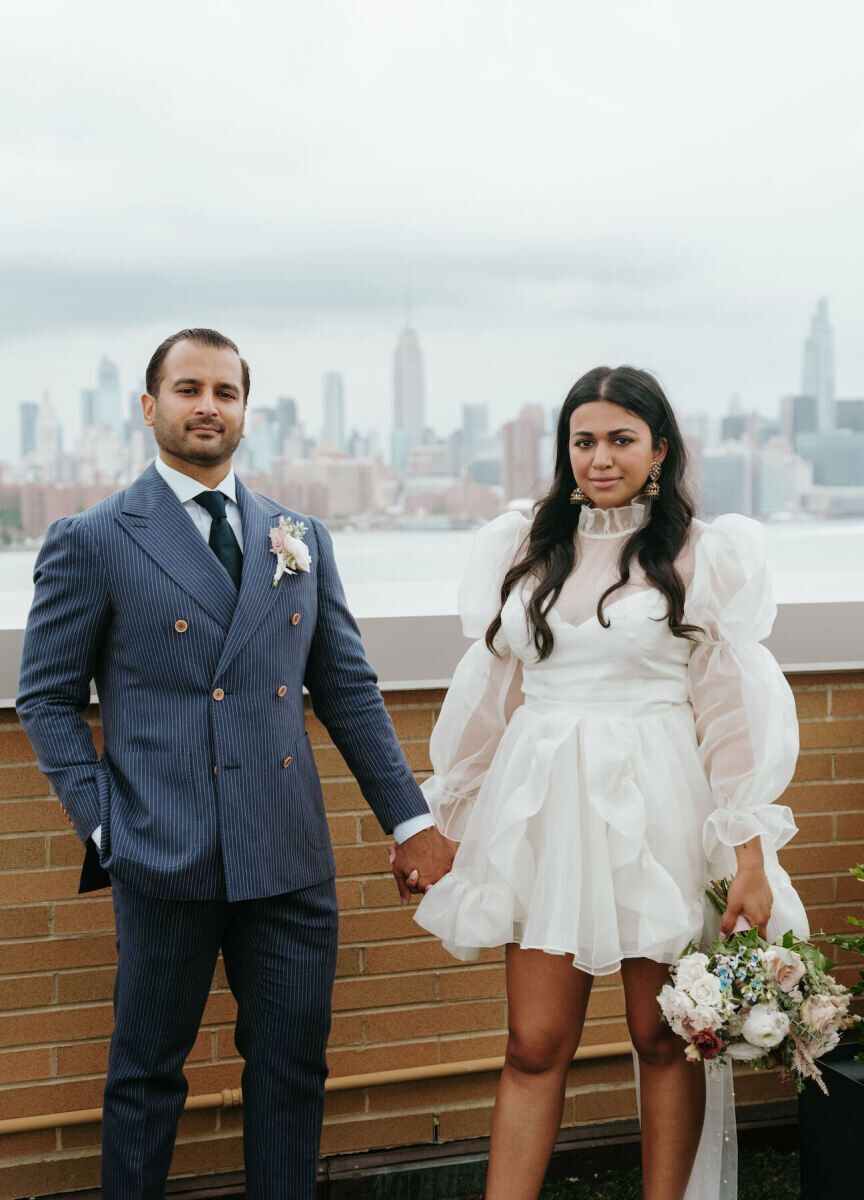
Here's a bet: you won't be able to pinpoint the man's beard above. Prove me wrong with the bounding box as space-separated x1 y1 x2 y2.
153 412 244 466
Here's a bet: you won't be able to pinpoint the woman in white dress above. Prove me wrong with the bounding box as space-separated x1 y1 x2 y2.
413 366 808 1200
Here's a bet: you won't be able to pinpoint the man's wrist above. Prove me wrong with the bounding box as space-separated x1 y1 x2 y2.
392 814 436 844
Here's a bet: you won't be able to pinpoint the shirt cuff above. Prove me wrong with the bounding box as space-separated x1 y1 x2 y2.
91 824 102 850
392 814 436 844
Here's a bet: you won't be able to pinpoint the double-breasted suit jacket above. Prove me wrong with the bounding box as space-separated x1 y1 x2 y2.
17 462 429 901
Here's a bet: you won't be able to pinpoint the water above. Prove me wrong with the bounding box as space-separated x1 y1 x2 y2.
3 522 864 589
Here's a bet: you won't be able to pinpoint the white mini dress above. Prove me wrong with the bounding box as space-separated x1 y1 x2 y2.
414 501 808 974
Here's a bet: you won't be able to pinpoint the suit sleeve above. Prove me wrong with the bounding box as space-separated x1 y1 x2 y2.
303 517 429 833
16 517 112 845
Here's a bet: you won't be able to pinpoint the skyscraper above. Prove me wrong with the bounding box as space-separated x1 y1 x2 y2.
392 326 426 468
322 371 346 451
19 402 38 459
802 298 835 431
81 357 123 434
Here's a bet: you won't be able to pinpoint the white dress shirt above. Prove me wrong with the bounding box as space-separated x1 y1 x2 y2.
92 456 432 848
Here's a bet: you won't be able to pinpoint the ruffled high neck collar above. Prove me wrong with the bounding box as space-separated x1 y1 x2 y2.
578 500 648 539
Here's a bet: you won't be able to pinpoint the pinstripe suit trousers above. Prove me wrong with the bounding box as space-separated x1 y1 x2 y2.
102 877 338 1199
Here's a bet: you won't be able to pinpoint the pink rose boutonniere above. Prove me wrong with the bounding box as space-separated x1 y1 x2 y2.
269 516 311 587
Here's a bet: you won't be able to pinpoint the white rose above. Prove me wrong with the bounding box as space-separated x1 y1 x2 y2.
763 947 805 994
676 953 710 989
658 985 696 1038
742 1002 790 1049
690 1004 723 1033
688 973 723 1009
726 1040 765 1061
800 994 849 1036
283 534 311 572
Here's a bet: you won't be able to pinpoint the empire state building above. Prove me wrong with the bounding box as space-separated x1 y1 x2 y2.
391 326 426 469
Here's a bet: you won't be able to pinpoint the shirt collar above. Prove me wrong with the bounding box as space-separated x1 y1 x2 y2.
155 454 238 506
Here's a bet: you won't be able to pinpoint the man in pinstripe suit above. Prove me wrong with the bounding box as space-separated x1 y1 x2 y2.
17 328 453 1198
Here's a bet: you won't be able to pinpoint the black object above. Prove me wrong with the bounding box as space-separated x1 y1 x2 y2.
798 1039 864 1199
194 491 243 589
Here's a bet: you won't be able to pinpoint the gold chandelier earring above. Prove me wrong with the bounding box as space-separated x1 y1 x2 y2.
570 483 589 505
644 460 662 497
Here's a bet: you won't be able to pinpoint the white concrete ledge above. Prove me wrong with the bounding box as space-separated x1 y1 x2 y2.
1 578 863 707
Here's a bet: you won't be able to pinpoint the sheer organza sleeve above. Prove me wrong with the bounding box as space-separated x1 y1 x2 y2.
421 511 529 840
685 515 799 861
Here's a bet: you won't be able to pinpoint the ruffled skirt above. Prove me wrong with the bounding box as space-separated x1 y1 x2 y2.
414 697 806 974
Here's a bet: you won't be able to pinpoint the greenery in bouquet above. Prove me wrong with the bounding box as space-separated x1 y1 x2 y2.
657 878 861 1094
828 864 864 1059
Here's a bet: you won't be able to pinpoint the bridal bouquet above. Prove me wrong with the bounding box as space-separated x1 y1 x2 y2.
658 879 860 1093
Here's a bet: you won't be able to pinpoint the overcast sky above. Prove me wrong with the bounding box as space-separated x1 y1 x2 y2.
2 0 863 449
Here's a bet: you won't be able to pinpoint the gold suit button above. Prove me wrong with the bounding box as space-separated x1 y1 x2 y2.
212 688 225 701
281 756 293 768
174 620 188 633
277 685 287 698
291 612 301 626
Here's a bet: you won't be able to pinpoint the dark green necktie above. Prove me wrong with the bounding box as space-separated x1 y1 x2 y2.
194 491 243 590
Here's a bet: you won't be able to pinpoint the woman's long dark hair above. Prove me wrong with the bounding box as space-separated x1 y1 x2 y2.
485 365 702 661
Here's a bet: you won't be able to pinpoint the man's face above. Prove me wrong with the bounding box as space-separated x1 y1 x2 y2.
142 340 246 468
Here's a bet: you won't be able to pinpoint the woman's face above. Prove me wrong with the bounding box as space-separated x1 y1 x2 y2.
568 400 667 510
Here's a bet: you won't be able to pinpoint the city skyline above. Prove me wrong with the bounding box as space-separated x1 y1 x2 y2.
5 297 864 543
3 4 864 449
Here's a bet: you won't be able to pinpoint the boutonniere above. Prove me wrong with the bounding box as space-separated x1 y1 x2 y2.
269 516 311 587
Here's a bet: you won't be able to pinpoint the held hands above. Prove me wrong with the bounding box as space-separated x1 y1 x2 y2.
720 866 774 940
389 827 457 904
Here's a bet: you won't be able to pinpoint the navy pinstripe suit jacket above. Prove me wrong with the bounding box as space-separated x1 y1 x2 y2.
17 463 430 901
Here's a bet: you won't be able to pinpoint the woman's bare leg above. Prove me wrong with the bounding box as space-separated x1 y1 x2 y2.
486 945 594 1200
621 958 706 1200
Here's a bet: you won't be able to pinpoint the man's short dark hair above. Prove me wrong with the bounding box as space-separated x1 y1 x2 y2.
146 328 251 402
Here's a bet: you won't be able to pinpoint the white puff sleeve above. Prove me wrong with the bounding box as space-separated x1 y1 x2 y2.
685 515 799 862
421 511 530 840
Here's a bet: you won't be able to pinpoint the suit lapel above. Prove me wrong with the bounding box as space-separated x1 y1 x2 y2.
115 464 237 629
214 480 287 676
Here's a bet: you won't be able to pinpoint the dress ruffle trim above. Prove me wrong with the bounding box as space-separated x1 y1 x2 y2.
416 711 701 974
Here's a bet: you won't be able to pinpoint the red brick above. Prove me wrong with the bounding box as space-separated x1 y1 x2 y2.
780 842 864 875
437 966 506 1002
362 877 406 907
792 875 836 905
0 974 54 1009
0 867 83 903
340 908 424 945
53 898 115 933
0 1004 114 1049
336 947 362 978
0 730 38 762
333 844 390 877
784 782 864 813
365 999 506 1043
794 814 835 843
321 778 364 813
0 1076 105 1119
0 765 51 799
332 972 437 1012
0 798 66 833
0 834 46 869
336 879 362 909
794 691 828 719
0 933 116 975
799 720 864 750
792 753 833 783
0 904 50 939
320 1112 431 1156
837 812 864 841
57 966 116 1004
439 1032 508 1062
327 814 359 846
49 832 87 866
365 939 503 975
0 1046 52 1082
835 751 864 780
832 688 864 717
327 1039 439 1079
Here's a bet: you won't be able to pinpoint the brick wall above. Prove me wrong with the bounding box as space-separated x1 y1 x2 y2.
1 673 862 1198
